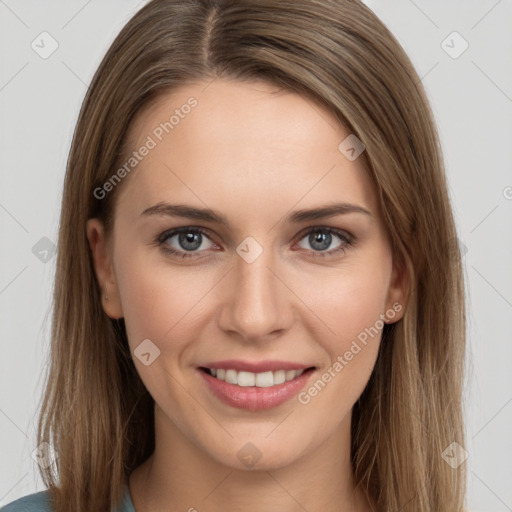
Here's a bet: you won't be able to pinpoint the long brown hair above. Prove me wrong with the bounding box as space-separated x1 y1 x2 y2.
37 0 467 510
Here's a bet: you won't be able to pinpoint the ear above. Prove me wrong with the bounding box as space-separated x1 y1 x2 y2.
86 218 124 319
384 257 408 324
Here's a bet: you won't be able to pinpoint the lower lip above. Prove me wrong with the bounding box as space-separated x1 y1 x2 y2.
198 368 315 411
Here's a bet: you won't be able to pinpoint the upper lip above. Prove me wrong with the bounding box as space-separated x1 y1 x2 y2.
199 359 314 373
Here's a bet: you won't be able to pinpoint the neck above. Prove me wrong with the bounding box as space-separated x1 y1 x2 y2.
129 404 373 512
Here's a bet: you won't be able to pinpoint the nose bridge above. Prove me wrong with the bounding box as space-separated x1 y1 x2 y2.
218 235 289 339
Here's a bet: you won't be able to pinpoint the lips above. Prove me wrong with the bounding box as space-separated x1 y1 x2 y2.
197 360 315 411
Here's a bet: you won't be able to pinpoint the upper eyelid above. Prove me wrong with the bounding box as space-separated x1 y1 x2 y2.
295 225 352 242
158 226 212 242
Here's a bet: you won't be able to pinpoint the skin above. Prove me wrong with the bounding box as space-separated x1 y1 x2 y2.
87 79 407 512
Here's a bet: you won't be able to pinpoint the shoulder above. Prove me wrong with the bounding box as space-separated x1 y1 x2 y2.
1 490 53 512
1 484 134 512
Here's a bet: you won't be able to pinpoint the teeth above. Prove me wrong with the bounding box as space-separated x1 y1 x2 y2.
273 370 286 385
255 371 273 387
225 369 237 384
237 371 255 386
208 368 306 387
286 370 296 381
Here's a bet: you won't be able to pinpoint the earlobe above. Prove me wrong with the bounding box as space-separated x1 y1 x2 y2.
85 218 124 319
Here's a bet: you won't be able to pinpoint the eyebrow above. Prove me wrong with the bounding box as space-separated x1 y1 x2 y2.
140 201 371 227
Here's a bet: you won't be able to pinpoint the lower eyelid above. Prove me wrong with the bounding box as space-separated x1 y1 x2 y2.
296 233 352 257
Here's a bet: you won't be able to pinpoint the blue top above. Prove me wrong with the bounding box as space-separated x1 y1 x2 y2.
1 483 136 512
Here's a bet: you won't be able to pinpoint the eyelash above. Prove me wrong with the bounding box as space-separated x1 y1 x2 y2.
156 226 355 260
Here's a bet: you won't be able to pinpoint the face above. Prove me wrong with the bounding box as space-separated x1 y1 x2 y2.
87 79 406 471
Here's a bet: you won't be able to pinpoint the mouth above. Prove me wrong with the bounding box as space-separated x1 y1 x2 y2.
197 363 316 411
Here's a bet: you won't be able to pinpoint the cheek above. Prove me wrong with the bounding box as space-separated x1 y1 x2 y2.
302 262 390 341
116 235 391 351
292 259 391 396
114 245 217 353
113 247 215 404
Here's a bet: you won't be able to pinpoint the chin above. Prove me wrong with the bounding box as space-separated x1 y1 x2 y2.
203 434 311 472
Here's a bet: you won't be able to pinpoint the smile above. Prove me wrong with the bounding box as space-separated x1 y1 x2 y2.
198 362 316 411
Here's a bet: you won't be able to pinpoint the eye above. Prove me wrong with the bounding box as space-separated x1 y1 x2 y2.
158 227 219 258
296 226 353 258
156 226 354 260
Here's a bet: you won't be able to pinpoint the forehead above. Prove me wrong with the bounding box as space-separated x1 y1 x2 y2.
116 79 379 225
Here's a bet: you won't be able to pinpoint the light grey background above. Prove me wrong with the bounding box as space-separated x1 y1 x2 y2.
1 1 511 510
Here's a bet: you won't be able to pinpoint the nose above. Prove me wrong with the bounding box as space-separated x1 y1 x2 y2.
217 240 294 343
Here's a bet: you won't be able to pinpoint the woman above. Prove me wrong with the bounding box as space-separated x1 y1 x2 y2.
3 0 467 511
